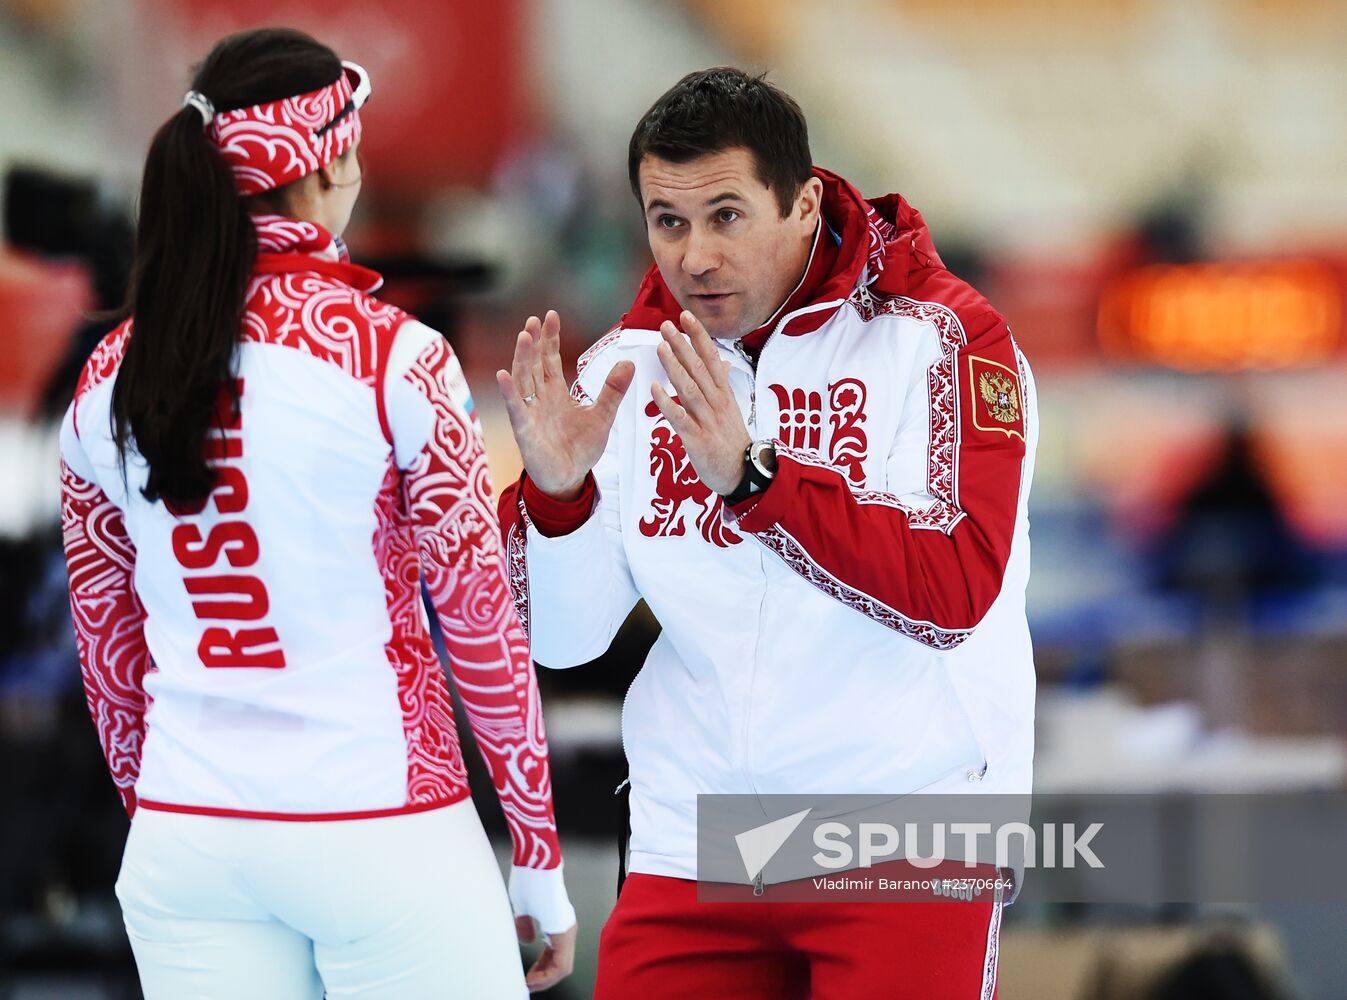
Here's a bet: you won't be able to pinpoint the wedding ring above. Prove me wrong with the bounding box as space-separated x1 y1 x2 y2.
522 393 538 405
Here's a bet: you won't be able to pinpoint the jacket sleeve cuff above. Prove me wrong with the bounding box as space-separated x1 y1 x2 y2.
508 863 577 934
522 473 598 538
728 492 764 519
731 453 803 532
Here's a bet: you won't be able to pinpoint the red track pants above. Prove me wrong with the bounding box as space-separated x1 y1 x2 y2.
594 870 1002 1000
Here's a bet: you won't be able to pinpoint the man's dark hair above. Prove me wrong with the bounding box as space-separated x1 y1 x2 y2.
627 67 812 218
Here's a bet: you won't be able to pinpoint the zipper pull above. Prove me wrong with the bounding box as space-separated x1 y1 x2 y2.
753 871 765 897
732 338 758 428
856 278 876 316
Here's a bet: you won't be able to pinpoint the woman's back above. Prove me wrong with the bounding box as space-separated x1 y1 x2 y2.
63 214 487 818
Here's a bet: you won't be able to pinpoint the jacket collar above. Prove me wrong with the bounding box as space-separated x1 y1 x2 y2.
250 213 384 294
619 167 945 343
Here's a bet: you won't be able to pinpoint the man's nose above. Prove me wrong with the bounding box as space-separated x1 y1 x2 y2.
682 226 720 277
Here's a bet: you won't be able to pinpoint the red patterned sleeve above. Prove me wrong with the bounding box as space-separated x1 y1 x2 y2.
60 461 152 817
401 336 563 871
734 306 1031 651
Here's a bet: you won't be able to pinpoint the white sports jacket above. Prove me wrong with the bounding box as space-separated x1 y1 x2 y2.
500 170 1038 882
60 215 572 930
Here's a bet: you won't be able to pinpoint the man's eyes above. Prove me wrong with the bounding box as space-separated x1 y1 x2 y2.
654 209 740 230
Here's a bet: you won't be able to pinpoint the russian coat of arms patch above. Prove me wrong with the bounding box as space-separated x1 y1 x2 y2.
968 355 1026 441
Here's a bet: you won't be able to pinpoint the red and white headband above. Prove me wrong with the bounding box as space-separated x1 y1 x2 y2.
183 61 371 196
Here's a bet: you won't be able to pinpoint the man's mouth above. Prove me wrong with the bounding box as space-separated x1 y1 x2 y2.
691 292 733 305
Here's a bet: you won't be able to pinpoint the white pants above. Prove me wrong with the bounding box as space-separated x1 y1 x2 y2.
116 800 527 999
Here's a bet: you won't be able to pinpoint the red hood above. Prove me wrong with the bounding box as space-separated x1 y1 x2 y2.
620 167 945 337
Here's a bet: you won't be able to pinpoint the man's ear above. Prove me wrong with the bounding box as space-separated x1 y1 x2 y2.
796 176 823 229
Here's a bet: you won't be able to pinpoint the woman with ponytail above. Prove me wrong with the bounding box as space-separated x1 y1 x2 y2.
59 28 575 998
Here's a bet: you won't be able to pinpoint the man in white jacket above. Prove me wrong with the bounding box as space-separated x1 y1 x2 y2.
496 67 1036 998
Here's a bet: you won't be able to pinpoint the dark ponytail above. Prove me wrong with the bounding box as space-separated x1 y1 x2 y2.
111 28 342 507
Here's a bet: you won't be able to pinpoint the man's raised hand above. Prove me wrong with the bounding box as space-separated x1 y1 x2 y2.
496 310 634 501
650 310 751 497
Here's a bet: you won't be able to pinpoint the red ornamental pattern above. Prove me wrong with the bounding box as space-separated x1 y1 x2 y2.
848 289 966 533
770 384 824 451
754 516 970 651
827 378 869 486
769 380 870 486
72 320 132 435
570 327 624 404
60 462 153 815
1015 347 1032 434
372 461 468 808
242 273 403 388
506 500 534 637
254 215 325 254
981 885 1004 1000
209 71 361 196
863 205 900 281
639 398 741 548
402 336 560 868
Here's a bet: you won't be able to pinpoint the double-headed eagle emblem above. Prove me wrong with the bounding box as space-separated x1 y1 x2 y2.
978 370 1020 424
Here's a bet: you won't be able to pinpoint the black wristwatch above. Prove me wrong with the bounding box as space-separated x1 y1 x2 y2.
722 439 778 506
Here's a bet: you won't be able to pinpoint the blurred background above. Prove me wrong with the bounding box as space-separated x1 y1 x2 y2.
2 0 1345 997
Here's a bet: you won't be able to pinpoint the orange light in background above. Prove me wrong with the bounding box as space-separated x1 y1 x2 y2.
1097 260 1343 372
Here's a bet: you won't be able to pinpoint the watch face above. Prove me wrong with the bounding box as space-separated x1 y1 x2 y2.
751 440 777 478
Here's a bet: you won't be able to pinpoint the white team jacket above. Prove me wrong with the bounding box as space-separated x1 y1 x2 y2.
61 215 572 930
503 171 1037 882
